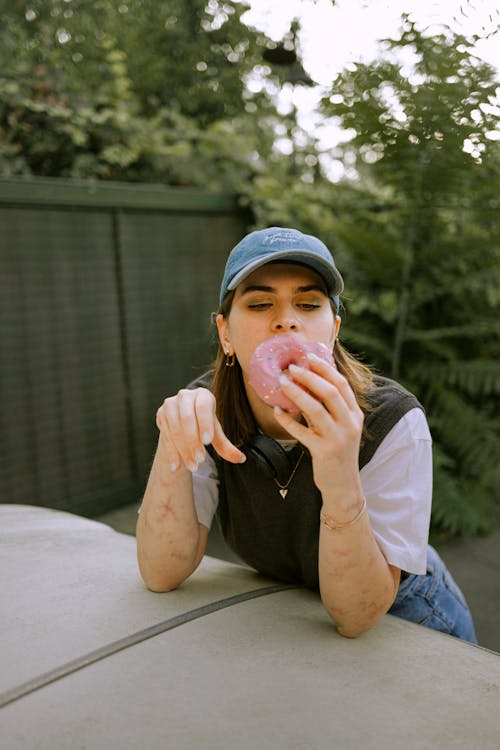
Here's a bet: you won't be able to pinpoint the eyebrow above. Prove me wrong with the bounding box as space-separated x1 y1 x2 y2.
240 284 327 296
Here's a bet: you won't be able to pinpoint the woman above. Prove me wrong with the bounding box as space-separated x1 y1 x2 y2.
137 227 476 642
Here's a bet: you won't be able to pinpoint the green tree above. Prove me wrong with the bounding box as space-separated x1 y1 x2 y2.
2 3 499 537
317 16 500 536
235 15 500 537
0 0 281 183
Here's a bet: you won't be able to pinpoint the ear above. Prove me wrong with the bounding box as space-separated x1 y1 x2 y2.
216 313 232 354
335 315 341 338
331 315 341 349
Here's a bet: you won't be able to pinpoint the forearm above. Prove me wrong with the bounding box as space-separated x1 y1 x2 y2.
136 438 203 592
318 492 398 638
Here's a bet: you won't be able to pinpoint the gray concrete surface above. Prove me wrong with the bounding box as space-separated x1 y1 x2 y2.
97 502 500 654
3 504 500 750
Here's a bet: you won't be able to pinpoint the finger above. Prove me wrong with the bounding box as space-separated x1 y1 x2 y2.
273 405 317 450
165 391 206 472
193 388 218 446
281 365 350 422
280 371 365 450
156 406 183 473
193 389 246 464
306 353 360 412
279 380 336 445
211 417 247 464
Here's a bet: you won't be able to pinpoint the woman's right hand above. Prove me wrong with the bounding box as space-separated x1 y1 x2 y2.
156 387 246 473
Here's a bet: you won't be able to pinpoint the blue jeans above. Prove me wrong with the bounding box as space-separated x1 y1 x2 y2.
389 545 477 644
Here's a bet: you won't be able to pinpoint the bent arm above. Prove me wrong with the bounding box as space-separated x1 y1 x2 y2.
136 435 208 592
136 386 244 592
317 412 432 636
274 358 402 637
318 492 400 637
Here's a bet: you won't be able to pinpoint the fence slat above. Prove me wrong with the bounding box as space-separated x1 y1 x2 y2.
0 179 249 515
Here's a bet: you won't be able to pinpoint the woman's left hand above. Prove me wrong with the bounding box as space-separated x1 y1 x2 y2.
273 353 364 497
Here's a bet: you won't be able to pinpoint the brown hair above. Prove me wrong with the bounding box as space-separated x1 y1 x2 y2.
212 292 374 446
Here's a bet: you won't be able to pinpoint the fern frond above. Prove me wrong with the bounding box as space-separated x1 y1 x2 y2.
426 385 500 477
407 320 500 342
341 330 393 363
413 265 500 308
413 359 500 397
431 444 494 536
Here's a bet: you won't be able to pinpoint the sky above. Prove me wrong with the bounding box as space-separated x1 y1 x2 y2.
238 0 500 178
241 0 500 84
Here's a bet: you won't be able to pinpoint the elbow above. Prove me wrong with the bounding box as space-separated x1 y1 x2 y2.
137 558 188 593
324 603 387 639
137 549 202 592
145 582 178 594
335 622 371 639
136 532 205 593
141 571 184 593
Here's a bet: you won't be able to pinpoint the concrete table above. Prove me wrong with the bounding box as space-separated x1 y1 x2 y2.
1 505 499 749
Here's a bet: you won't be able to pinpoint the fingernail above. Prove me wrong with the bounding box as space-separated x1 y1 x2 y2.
201 432 211 444
238 454 247 464
307 352 321 362
280 374 290 386
288 364 302 373
170 462 178 473
187 461 198 472
196 450 205 464
274 406 283 416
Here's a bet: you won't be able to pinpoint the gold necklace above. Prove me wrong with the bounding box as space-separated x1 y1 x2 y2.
274 450 305 499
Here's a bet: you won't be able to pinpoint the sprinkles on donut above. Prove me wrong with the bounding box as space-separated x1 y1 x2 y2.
248 333 334 413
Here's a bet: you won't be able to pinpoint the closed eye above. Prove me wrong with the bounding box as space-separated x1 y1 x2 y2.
247 301 322 311
247 302 272 310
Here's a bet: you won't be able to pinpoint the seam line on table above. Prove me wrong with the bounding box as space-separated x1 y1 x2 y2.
0 583 297 709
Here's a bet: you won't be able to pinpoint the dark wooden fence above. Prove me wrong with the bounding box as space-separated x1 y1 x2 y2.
0 177 250 516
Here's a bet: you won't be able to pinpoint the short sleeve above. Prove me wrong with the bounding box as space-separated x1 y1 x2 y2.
192 452 219 529
360 408 432 575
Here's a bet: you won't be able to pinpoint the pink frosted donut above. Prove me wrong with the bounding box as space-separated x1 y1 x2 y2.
247 333 335 414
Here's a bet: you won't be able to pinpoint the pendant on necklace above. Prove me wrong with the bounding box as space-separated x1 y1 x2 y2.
273 449 305 500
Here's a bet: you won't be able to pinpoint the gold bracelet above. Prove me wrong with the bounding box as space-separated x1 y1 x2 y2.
320 497 367 532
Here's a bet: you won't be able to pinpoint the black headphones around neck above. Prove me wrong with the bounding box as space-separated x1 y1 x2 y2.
244 434 298 485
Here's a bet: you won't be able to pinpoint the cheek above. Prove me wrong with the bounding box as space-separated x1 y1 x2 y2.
234 335 259 368
312 312 337 348
229 323 266 369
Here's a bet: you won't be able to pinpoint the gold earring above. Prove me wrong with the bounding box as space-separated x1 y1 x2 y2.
225 351 235 367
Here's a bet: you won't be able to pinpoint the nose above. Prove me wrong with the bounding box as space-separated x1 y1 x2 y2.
271 304 299 333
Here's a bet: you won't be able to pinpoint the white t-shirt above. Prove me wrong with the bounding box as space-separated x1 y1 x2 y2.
192 407 432 575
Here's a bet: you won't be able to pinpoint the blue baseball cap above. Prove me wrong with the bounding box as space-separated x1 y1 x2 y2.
219 227 344 309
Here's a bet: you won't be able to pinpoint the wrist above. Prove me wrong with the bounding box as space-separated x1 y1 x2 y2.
320 479 364 513
320 496 367 532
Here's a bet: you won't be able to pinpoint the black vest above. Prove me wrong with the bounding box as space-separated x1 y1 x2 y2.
191 374 423 590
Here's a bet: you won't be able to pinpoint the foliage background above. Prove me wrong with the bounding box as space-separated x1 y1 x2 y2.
1 0 499 537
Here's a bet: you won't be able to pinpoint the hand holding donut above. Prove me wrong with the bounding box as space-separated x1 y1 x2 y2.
248 335 364 496
156 387 246 473
248 333 335 413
